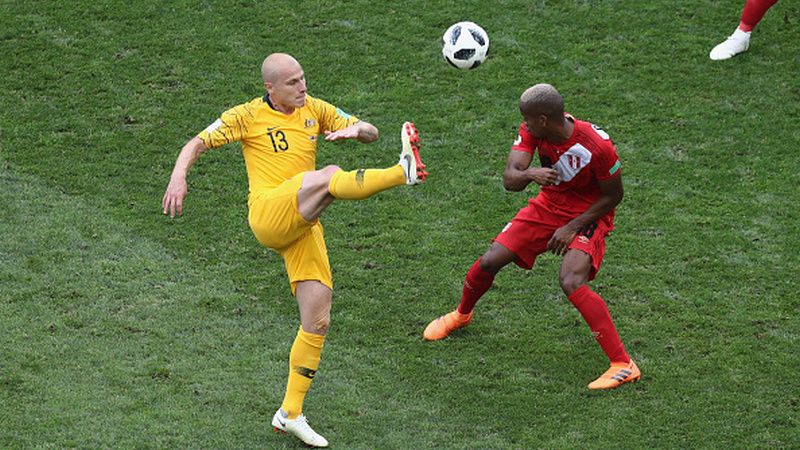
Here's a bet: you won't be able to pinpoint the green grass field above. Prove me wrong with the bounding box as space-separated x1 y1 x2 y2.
2 0 799 448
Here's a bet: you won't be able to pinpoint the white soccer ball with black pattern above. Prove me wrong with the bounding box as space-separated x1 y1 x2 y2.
442 21 489 70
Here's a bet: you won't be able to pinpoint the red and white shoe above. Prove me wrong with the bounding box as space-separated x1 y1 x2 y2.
400 121 428 185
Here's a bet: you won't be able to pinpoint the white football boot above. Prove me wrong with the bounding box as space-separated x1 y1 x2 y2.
399 121 428 185
272 408 329 448
709 28 751 60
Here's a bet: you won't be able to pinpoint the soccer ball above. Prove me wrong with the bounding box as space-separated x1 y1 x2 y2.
441 21 489 70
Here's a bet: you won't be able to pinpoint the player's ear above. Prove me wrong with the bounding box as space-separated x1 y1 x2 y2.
538 114 548 128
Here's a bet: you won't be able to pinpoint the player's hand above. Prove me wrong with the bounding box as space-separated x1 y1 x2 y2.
529 168 559 186
547 224 578 255
323 128 358 141
162 176 188 218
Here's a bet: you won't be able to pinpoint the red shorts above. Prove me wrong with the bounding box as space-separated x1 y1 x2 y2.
493 199 614 280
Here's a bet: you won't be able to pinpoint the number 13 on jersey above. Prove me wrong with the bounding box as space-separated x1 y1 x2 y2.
267 130 289 152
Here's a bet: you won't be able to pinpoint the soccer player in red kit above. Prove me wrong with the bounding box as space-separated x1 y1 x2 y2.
423 83 640 390
710 0 779 60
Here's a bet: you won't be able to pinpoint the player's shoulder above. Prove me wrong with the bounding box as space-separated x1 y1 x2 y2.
301 94 332 116
221 96 264 118
230 95 265 109
307 94 359 126
303 94 328 110
514 121 538 147
249 95 268 107
573 118 615 151
304 93 322 103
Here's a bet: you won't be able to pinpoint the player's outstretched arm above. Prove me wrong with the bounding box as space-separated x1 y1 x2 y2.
323 121 379 143
162 136 208 218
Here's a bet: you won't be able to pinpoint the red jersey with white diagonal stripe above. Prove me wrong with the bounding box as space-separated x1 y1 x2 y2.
511 115 622 219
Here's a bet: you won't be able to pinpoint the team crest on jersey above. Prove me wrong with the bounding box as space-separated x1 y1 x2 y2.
304 118 316 129
567 154 582 170
552 144 592 184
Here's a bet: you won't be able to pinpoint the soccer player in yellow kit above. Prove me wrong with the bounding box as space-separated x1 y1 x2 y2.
162 53 426 448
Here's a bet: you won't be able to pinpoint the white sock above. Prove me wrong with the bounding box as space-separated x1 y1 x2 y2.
732 28 751 40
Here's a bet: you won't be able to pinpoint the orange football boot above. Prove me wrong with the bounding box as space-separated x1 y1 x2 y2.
587 360 641 390
423 310 473 340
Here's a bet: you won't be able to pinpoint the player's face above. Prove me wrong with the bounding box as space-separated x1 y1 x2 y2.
268 66 307 109
523 114 548 139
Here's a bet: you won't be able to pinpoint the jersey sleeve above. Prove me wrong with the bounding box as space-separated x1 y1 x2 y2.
196 102 255 149
511 122 537 154
312 97 360 133
593 139 622 181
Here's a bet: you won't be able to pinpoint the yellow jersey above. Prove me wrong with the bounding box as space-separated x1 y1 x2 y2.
197 94 359 192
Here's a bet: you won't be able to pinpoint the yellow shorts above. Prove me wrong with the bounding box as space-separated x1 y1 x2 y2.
248 173 332 295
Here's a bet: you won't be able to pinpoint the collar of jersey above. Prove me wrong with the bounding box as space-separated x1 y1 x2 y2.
263 95 277 111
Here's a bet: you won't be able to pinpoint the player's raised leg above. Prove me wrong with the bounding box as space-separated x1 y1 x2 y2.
297 122 427 222
559 249 639 389
327 121 427 195
423 242 516 340
327 121 427 198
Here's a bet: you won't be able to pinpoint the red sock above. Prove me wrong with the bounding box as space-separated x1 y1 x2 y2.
739 0 779 32
457 259 494 314
567 285 630 363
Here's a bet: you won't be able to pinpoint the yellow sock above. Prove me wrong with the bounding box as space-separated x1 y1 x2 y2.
281 326 325 419
327 166 405 200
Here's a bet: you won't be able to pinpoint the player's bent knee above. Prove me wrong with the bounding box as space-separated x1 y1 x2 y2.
309 315 330 336
303 165 342 189
479 246 513 273
478 257 501 273
320 165 341 178
559 273 584 296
